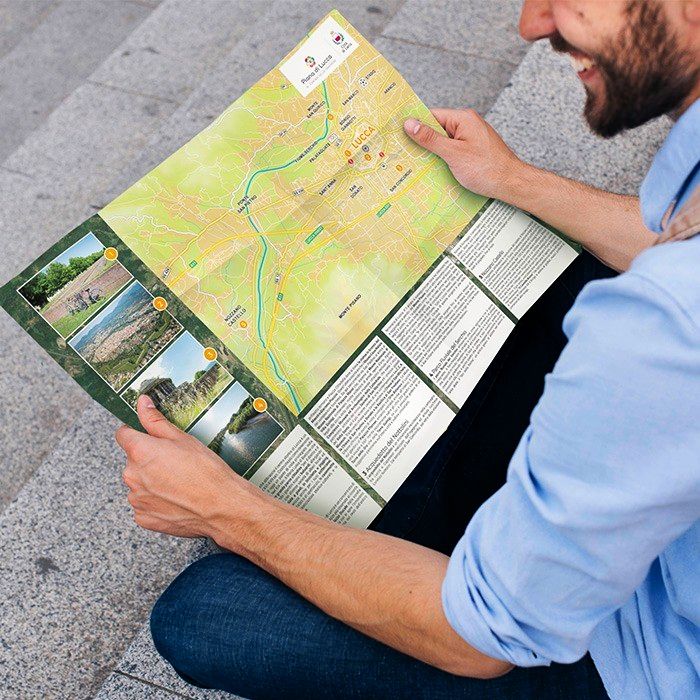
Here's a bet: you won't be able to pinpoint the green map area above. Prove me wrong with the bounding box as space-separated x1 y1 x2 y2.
101 10 486 413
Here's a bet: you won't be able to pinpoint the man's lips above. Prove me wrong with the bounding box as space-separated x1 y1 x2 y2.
567 52 598 82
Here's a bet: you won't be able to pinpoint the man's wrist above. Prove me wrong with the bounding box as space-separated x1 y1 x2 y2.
203 475 274 555
501 160 547 212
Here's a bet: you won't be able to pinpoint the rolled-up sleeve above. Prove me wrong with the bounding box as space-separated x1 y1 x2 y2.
442 270 700 667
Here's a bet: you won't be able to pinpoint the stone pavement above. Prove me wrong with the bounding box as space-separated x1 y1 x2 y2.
0 1 668 698
0 0 159 162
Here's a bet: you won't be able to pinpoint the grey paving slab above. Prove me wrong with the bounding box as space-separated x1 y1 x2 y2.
374 35 513 114
0 0 55 59
487 41 671 195
0 0 155 161
0 407 204 699
382 0 527 67
0 311 89 510
97 672 194 699
90 0 254 103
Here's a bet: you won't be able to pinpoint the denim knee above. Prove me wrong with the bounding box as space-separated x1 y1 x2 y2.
150 552 244 678
149 574 182 668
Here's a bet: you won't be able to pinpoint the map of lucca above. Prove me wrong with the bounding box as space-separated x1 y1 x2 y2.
101 11 486 414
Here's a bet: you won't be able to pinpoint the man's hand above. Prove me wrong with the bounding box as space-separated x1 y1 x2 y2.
115 395 510 678
115 395 256 541
405 107 654 270
404 108 526 201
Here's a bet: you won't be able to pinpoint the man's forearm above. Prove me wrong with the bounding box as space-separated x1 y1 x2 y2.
208 486 512 679
503 163 655 271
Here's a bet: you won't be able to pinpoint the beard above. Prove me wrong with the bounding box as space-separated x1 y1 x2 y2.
551 0 699 138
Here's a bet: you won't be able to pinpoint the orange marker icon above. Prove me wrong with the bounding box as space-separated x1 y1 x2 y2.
253 397 268 413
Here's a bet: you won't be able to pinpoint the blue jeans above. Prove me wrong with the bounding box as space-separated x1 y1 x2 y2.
151 253 614 699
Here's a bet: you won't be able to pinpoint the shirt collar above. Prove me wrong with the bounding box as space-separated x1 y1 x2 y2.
640 98 700 233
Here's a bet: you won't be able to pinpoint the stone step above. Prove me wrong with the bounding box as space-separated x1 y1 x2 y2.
0 0 160 162
374 0 527 114
0 0 258 513
0 407 205 700
0 0 56 60
96 671 227 700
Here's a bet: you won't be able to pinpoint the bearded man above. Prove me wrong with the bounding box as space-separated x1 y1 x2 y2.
116 2 700 698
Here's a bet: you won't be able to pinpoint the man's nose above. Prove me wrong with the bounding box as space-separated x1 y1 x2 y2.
519 0 557 41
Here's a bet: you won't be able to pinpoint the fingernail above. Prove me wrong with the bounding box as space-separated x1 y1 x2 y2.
140 394 155 409
404 118 420 135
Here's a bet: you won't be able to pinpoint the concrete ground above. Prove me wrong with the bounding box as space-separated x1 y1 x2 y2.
0 1 668 698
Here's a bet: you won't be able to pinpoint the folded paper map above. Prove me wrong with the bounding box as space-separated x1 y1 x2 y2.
0 11 578 528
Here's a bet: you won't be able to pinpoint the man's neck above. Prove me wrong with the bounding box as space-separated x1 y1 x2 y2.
671 80 700 121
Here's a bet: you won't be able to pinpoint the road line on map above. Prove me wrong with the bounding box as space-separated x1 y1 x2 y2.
261 158 442 363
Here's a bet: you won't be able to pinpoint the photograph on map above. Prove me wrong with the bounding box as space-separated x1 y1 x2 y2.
120 332 233 430
68 281 181 391
17 232 132 338
188 382 283 476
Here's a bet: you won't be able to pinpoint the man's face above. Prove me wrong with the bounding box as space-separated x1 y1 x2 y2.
520 0 700 137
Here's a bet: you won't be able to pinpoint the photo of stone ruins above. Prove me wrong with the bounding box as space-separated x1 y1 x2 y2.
121 331 233 429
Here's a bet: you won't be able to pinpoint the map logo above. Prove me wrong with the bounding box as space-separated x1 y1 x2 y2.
280 16 358 97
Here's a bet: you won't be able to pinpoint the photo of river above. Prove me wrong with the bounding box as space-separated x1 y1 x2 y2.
188 382 283 476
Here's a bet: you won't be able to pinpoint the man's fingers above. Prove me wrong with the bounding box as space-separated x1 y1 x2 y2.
137 393 180 440
115 424 141 452
116 425 159 465
429 107 462 130
133 512 161 532
403 118 455 161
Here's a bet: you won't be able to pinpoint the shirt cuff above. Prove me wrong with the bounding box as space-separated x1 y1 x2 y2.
441 539 551 668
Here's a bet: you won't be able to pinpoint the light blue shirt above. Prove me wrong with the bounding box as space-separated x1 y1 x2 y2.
443 99 700 700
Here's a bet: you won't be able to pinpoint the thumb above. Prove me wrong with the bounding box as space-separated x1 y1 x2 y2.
137 394 180 439
404 118 455 161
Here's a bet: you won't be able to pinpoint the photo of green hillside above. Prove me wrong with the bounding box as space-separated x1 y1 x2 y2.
69 281 181 391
